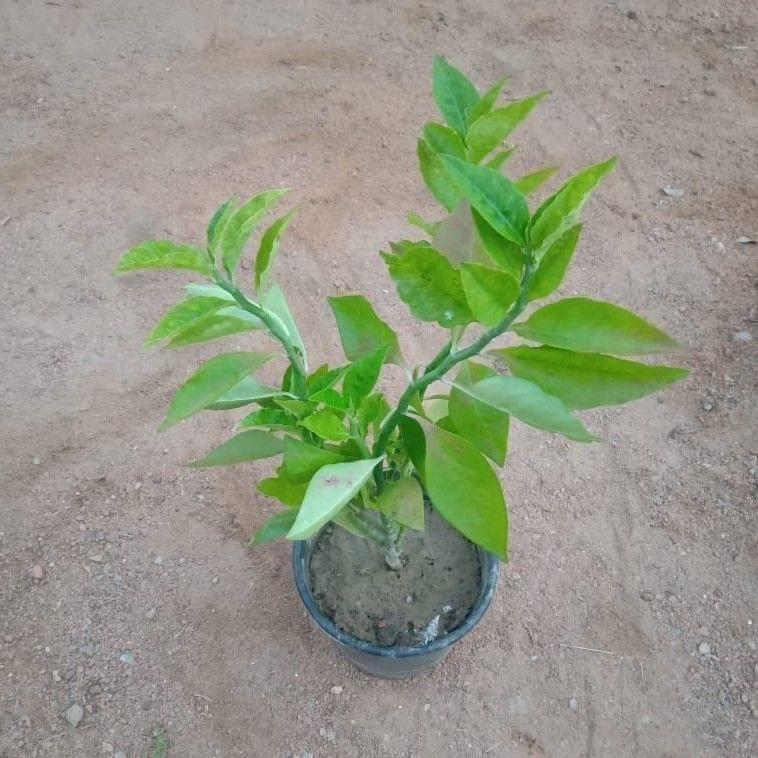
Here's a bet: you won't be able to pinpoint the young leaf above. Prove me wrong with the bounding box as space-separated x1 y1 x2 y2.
416 418 508 559
258 473 308 507
254 209 295 291
239 408 294 431
144 296 230 346
432 56 480 138
184 282 236 302
328 295 403 364
189 430 284 468
160 351 274 430
515 166 559 195
460 262 519 327
493 346 689 409
306 364 346 394
343 348 386 409
529 157 617 252
205 376 285 410
468 76 508 123
356 393 390 437
116 241 211 276
417 138 463 211
472 209 523 279
374 476 425 531
382 243 473 327
407 212 441 237
286 457 383 540
467 92 549 164
528 224 582 301
486 148 517 171
308 387 350 412
456 374 596 442
514 297 681 355
261 283 307 365
207 198 236 257
439 156 529 246
281 437 345 482
301 409 350 442
448 361 509 465
220 189 288 278
250 509 298 545
167 309 262 347
421 123 467 159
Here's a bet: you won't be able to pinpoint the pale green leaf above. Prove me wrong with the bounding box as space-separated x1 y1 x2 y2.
328 295 402 364
144 296 229 346
116 241 210 275
254 209 295 290
374 476 425 531
286 457 383 540
486 148 517 171
258 474 308 507
206 376 285 410
417 138 463 211
189 430 284 467
343 348 386 409
207 198 237 259
515 166 559 195
494 345 689 409
432 56 480 137
281 437 344 482
460 262 519 327
469 76 508 123
407 212 441 237
240 408 294 430
528 224 582 301
167 308 262 347
302 409 349 442
160 351 274 430
261 283 307 366
514 297 681 355
184 283 236 302
250 509 298 545
421 123 467 159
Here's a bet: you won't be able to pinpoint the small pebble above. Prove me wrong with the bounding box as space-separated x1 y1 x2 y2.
153 556 163 566
134 482 141 491
640 590 654 602
698 642 712 657
701 400 714 412
661 186 684 198
330 685 343 694
64 704 84 727
145 607 157 620
423 703 431 711
102 741 114 754
405 595 413 604
29 564 45 581
32 456 41 465
569 697 578 710
733 331 752 343
119 651 134 665
52 669 62 682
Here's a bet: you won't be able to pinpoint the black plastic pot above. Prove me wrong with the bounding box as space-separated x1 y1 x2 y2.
292 538 500 678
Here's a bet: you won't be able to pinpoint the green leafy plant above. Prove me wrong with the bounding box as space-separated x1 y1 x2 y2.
116 57 687 568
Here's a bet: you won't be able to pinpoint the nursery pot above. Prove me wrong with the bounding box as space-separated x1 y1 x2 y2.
292 537 500 679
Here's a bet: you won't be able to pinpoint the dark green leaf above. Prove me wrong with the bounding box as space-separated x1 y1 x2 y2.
416 418 508 558
250 509 298 545
432 56 480 137
467 92 549 164
515 166 559 195
207 198 236 258
308 387 350 412
254 209 295 290
514 297 681 355
460 263 519 327
529 157 617 252
382 242 473 327
495 346 689 409
356 392 390 437
421 123 467 159
472 209 523 279
328 295 402 364
439 155 529 246
417 138 463 211
258 473 308 507
116 241 210 275
286 458 383 540
469 76 508 123
528 224 581 301
160 351 274 430
457 374 596 442
281 437 344 482
189 430 284 468
448 361 509 465
306 364 346 395
374 476 425 530
240 408 294 430
343 348 386 409
144 296 229 346
302 409 349 442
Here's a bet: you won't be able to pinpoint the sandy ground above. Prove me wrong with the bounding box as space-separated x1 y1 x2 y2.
1 1 757 756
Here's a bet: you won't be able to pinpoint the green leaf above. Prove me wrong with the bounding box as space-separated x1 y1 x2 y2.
240 408 294 431
308 387 349 412
306 364 346 395
250 509 298 545
448 362 509 465
421 123 467 159
494 346 689 410
343 348 386 409
514 297 681 355
286 457 383 540
116 241 210 275
374 476 425 531
328 295 403 364
258 474 308 507
528 224 581 301
382 242 473 327
160 351 274 430
254 209 295 291
456 374 596 442
356 393 390 437
184 282 236 302
472 210 523 279
416 418 508 558
407 212 441 237
515 166 559 195
260 283 307 366
207 198 236 258
144 296 230 346
189 430 284 468
417 139 463 211
460 262 519 327
439 155 529 246
281 437 345 482
167 308 262 348
467 92 549 164
220 189 288 278
206 376 285 410
486 148 516 171
529 157 617 252
432 56 480 138
302 409 349 442
469 76 508 123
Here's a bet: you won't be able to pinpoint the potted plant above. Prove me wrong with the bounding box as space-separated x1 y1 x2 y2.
116 57 688 678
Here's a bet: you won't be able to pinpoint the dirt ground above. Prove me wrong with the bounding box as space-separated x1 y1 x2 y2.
1 0 756 756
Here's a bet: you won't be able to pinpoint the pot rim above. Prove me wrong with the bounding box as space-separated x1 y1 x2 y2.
292 538 500 659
